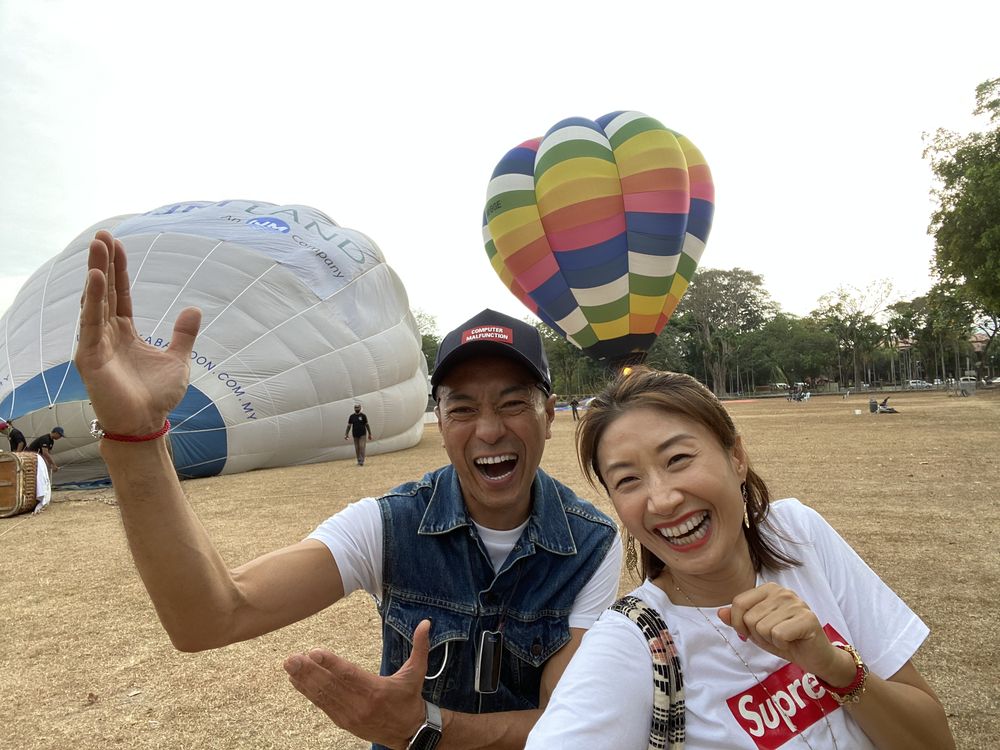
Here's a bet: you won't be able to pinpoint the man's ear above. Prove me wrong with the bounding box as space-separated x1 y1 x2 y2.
544 393 556 439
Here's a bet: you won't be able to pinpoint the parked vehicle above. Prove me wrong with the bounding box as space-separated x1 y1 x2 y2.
907 379 933 389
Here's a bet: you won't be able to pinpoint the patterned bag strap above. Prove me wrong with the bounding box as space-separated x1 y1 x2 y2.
610 595 686 750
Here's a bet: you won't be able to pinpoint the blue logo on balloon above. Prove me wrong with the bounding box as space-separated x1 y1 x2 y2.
247 216 290 233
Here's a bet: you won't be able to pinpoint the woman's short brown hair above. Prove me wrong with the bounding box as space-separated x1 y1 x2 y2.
576 366 798 580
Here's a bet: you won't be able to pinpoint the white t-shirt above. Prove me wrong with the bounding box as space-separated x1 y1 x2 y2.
526 498 930 750
308 497 623 629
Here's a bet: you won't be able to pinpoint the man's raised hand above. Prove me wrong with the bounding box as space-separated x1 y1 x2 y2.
75 230 202 437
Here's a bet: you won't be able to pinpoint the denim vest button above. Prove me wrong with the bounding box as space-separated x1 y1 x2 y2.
531 642 543 657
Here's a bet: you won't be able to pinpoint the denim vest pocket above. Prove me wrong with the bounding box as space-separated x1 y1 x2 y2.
502 614 571 668
382 590 474 700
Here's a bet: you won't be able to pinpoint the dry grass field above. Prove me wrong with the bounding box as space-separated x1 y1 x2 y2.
2 389 998 749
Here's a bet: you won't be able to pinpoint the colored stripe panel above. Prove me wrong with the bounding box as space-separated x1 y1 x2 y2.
518 254 560 292
562 255 628 291
629 292 669 316
629 273 673 297
545 213 627 253
591 315 631 339
629 311 662 334
629 251 681 278
582 296 630 324
555 234 629 271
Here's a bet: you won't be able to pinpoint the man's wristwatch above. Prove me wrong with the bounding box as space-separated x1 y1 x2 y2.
406 700 442 750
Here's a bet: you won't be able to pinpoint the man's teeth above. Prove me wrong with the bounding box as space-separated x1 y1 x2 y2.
475 454 517 480
658 512 710 545
475 454 517 465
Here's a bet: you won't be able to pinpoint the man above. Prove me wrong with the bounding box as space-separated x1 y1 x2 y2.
344 403 373 466
1 420 27 452
27 426 64 472
569 398 580 421
75 230 621 750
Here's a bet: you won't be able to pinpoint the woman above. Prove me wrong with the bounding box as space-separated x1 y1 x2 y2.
526 367 953 749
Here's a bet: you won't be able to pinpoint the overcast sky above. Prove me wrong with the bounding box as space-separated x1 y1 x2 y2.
1 1 996 336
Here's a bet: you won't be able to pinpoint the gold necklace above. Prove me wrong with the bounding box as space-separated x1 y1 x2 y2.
671 579 839 750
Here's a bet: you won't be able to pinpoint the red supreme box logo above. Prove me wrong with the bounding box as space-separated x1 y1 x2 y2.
726 625 847 749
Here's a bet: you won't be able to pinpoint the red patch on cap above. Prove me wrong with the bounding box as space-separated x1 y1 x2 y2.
461 325 514 345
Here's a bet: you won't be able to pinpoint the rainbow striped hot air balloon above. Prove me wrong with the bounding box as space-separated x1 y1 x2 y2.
483 111 714 366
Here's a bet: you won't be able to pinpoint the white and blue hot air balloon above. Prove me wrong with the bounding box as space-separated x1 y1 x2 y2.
0 200 429 487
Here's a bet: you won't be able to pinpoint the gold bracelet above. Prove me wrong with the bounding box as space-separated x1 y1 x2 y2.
817 643 869 705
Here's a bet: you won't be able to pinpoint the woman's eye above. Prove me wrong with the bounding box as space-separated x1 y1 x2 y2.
613 475 638 490
667 453 691 466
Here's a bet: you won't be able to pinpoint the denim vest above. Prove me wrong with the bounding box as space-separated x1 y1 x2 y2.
373 465 616 749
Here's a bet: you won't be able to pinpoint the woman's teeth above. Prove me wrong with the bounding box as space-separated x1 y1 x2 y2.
658 512 710 546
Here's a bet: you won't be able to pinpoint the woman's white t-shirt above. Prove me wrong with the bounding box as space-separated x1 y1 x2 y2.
526 498 929 749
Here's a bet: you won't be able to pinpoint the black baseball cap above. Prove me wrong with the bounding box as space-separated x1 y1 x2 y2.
431 309 552 399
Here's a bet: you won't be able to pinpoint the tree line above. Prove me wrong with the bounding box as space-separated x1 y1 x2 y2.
534 272 997 398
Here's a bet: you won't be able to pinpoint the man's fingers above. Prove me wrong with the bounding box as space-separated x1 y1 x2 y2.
285 652 335 689
390 619 433 685
85 233 113 327
166 307 202 360
307 648 337 670
78 268 108 349
284 649 369 715
299 647 363 686
106 243 118 317
89 232 111 271
284 655 341 717
112 239 133 318
409 619 432 669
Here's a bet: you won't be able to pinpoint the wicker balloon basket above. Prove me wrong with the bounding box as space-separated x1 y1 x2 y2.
0 451 40 518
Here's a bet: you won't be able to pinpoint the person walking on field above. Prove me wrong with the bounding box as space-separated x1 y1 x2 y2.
569 398 580 421
73 230 621 750
345 403 373 466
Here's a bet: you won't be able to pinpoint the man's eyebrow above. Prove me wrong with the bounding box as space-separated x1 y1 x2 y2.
499 384 535 398
441 384 535 402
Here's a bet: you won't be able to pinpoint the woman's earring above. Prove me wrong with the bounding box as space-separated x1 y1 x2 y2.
624 531 639 577
741 482 750 529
